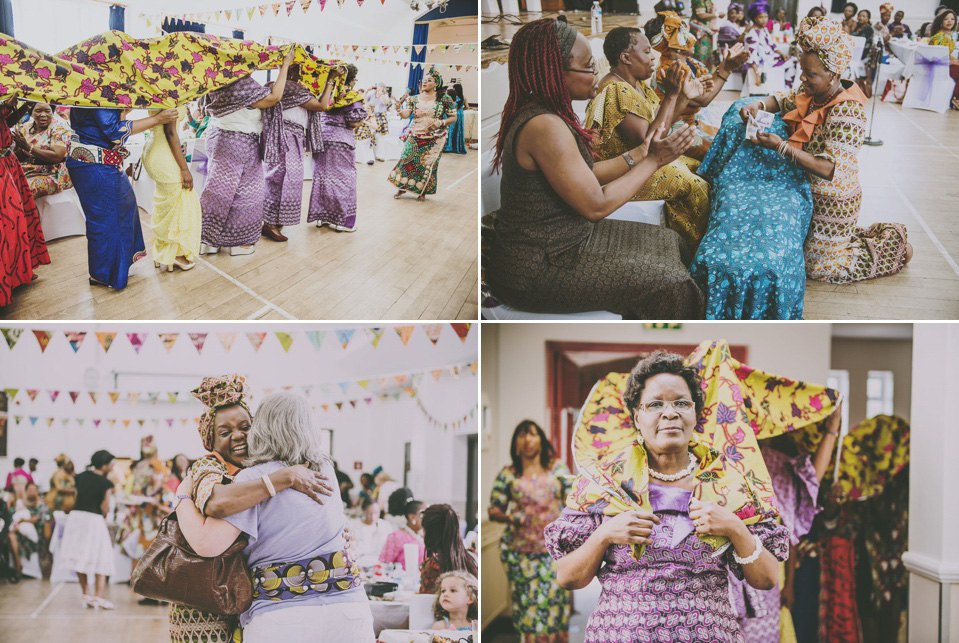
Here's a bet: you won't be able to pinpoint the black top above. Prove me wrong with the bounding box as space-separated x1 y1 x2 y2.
73 470 114 514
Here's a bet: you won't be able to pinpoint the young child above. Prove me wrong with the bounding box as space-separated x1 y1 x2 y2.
430 570 477 631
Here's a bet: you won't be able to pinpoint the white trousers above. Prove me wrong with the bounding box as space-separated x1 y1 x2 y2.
243 602 375 643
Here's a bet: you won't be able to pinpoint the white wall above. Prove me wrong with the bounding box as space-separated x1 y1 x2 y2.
481 322 833 510
0 322 477 513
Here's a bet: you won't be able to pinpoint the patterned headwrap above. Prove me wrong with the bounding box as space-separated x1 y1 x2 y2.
191 374 253 452
54 453 73 468
554 17 579 61
747 0 771 20
650 11 695 53
727 2 743 12
427 67 443 88
879 3 894 14
565 340 840 560
796 16 853 74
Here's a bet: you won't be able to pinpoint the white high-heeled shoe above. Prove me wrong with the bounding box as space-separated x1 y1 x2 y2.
81 594 97 609
199 243 219 255
154 261 174 273
174 257 196 271
229 245 255 256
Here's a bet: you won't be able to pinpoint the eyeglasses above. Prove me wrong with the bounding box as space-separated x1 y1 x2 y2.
566 60 598 75
637 399 695 414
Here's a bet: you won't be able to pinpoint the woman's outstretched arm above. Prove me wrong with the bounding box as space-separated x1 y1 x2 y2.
175 476 242 557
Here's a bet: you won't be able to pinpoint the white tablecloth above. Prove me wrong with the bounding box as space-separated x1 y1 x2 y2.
371 599 411 636
378 630 472 643
888 39 919 77
463 109 478 142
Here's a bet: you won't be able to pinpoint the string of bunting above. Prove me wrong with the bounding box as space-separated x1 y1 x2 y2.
415 397 476 431
2 359 478 409
140 0 419 26
0 324 472 355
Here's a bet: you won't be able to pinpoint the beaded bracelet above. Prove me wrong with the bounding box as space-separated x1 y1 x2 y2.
733 533 764 565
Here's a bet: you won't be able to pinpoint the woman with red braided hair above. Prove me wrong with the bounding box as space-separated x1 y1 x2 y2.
485 18 705 319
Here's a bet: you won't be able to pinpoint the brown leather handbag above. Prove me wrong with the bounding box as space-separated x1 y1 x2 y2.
130 514 253 615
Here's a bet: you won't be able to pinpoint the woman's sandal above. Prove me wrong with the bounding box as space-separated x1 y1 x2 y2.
394 190 406 199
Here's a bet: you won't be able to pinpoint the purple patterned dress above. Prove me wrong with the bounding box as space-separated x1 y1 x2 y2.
544 483 789 643
307 100 366 230
728 447 820 642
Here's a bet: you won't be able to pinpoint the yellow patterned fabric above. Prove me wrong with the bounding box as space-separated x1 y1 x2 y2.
0 31 361 109
650 11 696 53
836 414 909 500
565 339 841 559
584 78 711 253
930 31 956 54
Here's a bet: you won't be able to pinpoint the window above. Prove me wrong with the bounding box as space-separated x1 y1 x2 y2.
827 369 850 436
866 370 894 419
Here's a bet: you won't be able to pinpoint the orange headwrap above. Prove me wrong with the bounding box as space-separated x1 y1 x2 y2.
650 11 695 53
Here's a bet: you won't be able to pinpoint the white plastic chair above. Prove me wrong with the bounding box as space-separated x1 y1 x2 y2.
902 44 955 113
847 35 867 79
35 188 86 241
409 594 437 630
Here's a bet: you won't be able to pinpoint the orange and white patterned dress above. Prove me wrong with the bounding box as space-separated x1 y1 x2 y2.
775 85 908 284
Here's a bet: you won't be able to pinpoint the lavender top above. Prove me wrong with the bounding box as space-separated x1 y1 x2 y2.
545 483 789 643
319 101 367 148
223 460 368 627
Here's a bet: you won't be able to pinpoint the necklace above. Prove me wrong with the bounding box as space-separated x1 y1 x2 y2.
610 70 636 87
810 84 843 109
648 452 697 482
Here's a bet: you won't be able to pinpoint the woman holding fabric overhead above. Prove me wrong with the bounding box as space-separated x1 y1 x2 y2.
489 420 571 643
484 18 704 319
67 106 176 289
388 68 456 202
198 48 294 257
545 351 790 642
260 65 344 242
741 16 911 283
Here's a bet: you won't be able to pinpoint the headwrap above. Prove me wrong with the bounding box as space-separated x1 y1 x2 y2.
727 2 743 11
554 18 578 60
427 67 443 88
54 453 72 468
191 374 253 452
879 3 894 14
565 340 840 560
650 11 695 53
747 0 771 20
796 16 853 74
140 435 157 458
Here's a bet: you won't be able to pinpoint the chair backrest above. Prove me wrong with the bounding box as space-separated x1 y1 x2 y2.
409 593 437 630
913 44 952 78
849 35 866 62
481 148 502 216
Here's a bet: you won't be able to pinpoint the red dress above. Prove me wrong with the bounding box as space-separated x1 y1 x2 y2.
0 105 50 306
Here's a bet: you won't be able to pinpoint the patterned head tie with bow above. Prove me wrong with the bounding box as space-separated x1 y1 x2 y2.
427 67 443 88
191 374 253 452
650 11 695 53
796 16 853 75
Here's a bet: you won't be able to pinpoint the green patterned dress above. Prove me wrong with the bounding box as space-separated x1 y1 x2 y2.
490 460 572 643
387 94 455 196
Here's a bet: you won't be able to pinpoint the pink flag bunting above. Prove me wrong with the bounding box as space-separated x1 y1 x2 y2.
127 332 147 354
189 333 208 354
65 331 87 353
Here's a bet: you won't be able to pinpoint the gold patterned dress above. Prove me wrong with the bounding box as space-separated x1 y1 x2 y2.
775 83 908 283
142 106 201 265
585 78 712 253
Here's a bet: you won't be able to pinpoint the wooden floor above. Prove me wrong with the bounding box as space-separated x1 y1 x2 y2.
1 150 479 321
0 578 170 643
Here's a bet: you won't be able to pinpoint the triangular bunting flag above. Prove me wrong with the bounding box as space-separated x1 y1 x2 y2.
29 416 38 426
138 419 145 427
286 0 295 15
27 389 39 402
338 382 350 394
335 329 355 349
33 330 52 352
306 331 326 351
247 6 257 19
127 333 147 354
276 332 294 353
322 404 329 412
181 418 189 427
96 332 117 353
451 365 462 378
469 361 478 374
272 2 282 15
93 418 101 427
108 392 120 404
1 328 23 349
451 323 471 342
247 332 267 352
189 333 208 354
431 369 443 382
168 392 179 404
300 0 312 10
423 324 443 345
106 418 115 428
69 391 80 403
394 374 407 386
128 392 139 404
394 326 415 346
335 402 343 410
357 380 369 390
166 419 174 427
4 388 17 402
65 331 87 352
159 333 178 353
259 5 268 15
224 9 232 19
122 419 131 428
364 397 372 405
349 400 357 408
48 390 60 403
366 327 385 348
89 392 98 404
217 332 236 352
47 417 55 427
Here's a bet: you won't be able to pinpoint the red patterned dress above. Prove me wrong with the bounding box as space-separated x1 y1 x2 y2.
0 104 50 306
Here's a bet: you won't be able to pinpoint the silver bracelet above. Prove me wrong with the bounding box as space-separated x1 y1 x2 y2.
733 533 764 565
622 150 637 169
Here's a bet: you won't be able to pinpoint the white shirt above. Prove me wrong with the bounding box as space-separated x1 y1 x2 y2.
283 105 309 129
350 517 394 563
210 107 262 135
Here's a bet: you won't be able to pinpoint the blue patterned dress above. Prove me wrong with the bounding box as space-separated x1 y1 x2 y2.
689 98 813 320
443 96 467 154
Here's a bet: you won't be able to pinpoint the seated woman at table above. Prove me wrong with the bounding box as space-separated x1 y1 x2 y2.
485 17 704 319
174 392 374 643
647 13 751 160
142 106 200 273
419 504 477 594
379 499 425 571
851 9 879 95
352 497 394 563
12 102 73 199
742 16 911 284
429 571 477 631
928 9 959 104
586 27 712 253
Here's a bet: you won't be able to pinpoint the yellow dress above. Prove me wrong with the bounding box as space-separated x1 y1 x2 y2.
584 78 711 253
142 107 201 265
